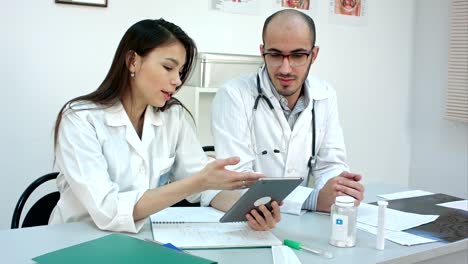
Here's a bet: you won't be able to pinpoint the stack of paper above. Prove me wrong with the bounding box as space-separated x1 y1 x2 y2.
357 223 438 246
377 190 434 200
437 200 468 211
272 245 302 264
357 203 439 246
358 203 439 231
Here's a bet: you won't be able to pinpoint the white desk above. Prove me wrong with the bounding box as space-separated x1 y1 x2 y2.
1 185 467 264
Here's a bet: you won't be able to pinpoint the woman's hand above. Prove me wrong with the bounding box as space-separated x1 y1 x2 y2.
196 156 264 191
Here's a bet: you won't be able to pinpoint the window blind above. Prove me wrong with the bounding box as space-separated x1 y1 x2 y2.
446 0 468 122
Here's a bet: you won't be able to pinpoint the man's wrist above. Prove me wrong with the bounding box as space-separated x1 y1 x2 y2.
302 188 320 211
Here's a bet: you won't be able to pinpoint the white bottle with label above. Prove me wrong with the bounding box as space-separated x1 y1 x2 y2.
329 196 357 247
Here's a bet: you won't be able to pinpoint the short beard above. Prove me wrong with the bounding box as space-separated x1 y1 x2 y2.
264 61 313 96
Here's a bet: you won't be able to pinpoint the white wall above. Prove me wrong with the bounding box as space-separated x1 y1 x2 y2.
0 0 416 229
312 2 414 189
409 0 468 199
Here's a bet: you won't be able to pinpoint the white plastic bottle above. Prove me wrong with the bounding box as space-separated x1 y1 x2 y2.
329 196 358 247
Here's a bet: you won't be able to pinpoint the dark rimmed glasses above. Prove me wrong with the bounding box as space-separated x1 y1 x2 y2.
262 51 312 67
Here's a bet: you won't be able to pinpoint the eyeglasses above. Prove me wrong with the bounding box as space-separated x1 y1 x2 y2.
262 51 312 67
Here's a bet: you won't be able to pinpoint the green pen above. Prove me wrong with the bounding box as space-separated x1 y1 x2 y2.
283 239 334 259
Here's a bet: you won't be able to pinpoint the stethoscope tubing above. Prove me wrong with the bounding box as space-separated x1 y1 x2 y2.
253 73 316 168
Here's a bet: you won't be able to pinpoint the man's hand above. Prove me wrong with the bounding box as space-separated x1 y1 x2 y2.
316 172 364 212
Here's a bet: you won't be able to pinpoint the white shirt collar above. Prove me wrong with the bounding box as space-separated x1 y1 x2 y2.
104 101 163 127
258 66 331 102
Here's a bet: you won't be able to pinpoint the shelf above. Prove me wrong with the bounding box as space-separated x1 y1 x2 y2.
175 86 219 145
197 87 218 93
183 86 218 93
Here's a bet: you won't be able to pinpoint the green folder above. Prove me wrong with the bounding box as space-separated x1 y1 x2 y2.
33 233 217 264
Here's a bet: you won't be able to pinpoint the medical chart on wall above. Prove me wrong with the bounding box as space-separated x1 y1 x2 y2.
211 0 260 15
276 0 310 10
328 0 368 26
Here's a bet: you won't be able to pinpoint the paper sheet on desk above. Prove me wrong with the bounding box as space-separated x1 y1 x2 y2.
378 190 434 200
358 203 439 231
281 186 312 215
437 200 468 212
357 223 438 246
272 245 302 264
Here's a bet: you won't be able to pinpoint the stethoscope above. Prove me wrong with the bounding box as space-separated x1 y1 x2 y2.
253 74 317 174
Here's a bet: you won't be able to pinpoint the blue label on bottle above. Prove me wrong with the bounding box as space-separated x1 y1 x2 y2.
336 219 343 225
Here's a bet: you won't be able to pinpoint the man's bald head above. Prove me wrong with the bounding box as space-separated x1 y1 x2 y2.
262 9 316 48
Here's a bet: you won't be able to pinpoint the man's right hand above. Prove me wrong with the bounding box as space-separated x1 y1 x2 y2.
316 172 364 212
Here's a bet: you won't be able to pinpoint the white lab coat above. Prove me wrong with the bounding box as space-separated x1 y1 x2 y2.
49 101 218 233
211 68 349 208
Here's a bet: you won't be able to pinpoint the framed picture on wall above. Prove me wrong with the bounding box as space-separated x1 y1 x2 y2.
55 0 108 8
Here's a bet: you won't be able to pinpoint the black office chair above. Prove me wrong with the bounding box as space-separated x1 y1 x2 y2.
11 172 60 229
11 149 217 225
202 145 215 152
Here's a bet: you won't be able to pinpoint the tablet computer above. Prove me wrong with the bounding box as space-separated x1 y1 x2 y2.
219 177 304 223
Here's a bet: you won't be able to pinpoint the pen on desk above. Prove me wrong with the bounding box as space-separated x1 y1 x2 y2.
283 239 334 259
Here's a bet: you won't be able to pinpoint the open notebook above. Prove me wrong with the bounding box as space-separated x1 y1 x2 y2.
152 222 281 249
150 207 282 249
150 207 224 223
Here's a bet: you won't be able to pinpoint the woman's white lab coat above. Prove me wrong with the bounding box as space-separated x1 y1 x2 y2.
211 68 349 198
49 101 218 233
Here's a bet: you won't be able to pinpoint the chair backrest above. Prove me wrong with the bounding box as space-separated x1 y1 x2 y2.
11 172 60 229
202 146 215 152
202 145 215 159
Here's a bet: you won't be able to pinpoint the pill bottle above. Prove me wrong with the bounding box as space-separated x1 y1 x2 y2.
329 196 357 247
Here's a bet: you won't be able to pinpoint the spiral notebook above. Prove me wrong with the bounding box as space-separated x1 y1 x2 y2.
150 207 223 223
150 207 281 249
152 222 282 249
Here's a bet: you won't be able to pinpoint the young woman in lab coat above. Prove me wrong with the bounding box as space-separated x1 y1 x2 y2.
49 19 262 233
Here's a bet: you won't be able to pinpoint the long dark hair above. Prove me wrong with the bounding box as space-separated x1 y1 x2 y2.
53 18 197 149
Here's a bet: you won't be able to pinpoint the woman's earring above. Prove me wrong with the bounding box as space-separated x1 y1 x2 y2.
130 72 135 78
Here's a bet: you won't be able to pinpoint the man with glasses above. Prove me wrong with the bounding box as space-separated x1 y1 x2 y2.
211 9 364 230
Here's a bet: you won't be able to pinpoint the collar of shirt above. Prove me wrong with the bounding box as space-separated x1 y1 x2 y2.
269 83 309 128
104 101 163 127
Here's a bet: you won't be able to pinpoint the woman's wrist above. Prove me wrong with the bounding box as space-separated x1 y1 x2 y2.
188 171 209 192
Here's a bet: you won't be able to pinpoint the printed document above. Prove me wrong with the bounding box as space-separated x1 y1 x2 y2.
358 203 439 231
378 190 433 200
437 200 468 212
357 223 437 246
272 245 302 264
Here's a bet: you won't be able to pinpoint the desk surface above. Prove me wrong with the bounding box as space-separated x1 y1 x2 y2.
1 185 467 264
